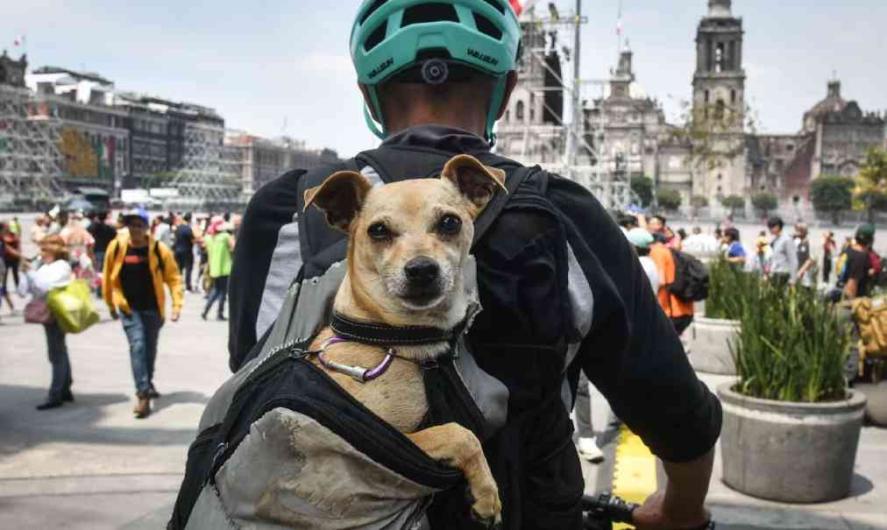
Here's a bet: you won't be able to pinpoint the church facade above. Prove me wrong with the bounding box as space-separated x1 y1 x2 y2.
497 0 886 213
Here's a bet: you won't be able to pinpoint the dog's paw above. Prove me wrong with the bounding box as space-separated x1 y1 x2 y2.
467 484 502 528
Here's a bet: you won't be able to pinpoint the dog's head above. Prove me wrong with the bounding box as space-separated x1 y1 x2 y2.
305 154 505 323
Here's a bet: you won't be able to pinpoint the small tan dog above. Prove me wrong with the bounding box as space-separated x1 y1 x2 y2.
303 154 505 525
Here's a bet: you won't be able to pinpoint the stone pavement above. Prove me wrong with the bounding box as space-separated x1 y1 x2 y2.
1 293 886 529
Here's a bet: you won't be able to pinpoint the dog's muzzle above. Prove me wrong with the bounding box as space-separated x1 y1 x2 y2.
401 256 443 305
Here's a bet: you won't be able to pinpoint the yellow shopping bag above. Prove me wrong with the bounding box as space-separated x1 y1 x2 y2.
47 279 100 334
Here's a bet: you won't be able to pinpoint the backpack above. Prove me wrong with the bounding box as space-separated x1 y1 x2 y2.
668 249 709 302
868 249 882 277
170 153 550 530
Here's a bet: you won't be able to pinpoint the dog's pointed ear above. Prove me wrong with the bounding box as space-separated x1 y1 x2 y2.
303 170 372 232
441 154 507 213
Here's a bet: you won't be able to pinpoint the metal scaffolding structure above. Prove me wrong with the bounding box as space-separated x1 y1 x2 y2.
0 85 64 207
499 2 635 210
169 120 244 210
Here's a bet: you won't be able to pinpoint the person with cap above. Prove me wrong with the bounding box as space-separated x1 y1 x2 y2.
628 227 661 293
201 217 235 321
837 224 877 300
102 208 183 419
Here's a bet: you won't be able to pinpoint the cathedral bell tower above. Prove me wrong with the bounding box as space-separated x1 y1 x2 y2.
691 0 748 201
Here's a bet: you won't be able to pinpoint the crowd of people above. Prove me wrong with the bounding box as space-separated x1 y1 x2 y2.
1 208 238 417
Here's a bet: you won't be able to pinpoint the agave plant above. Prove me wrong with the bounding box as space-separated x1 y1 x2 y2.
731 280 851 403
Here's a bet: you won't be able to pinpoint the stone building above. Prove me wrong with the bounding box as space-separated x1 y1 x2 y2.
0 50 26 87
225 133 339 195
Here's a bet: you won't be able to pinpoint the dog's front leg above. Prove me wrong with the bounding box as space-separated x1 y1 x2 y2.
407 422 501 527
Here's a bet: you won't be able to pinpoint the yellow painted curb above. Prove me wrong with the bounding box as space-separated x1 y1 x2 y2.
611 425 657 529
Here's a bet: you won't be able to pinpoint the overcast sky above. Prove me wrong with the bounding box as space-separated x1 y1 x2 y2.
2 0 885 156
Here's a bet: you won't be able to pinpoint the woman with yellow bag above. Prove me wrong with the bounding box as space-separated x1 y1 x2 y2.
19 235 75 410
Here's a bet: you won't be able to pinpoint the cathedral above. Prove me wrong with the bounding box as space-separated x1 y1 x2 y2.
496 0 886 212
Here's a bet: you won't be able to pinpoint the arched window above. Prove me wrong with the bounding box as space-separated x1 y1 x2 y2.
516 100 525 122
731 89 737 104
505 110 510 123
714 100 726 121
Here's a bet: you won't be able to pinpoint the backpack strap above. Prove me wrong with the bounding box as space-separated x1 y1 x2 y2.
154 240 164 274
472 165 538 246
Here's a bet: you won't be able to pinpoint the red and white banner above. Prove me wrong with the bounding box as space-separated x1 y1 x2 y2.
509 0 540 17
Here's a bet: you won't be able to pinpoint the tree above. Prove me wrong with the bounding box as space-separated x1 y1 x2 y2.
690 195 709 218
751 191 779 218
854 148 887 222
630 175 654 207
720 195 746 217
657 189 682 212
810 176 854 225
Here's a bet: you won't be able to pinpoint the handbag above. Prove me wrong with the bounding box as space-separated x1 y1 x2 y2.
24 298 53 325
47 279 100 334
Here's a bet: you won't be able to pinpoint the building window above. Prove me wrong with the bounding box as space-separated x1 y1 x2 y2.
717 173 722 181
516 100 525 122
704 90 710 103
714 100 726 121
731 89 736 104
715 43 725 72
505 110 510 122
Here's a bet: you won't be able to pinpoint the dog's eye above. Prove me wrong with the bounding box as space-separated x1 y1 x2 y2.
436 214 462 236
367 222 391 241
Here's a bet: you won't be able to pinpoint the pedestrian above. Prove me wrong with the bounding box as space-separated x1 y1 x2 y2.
723 227 746 267
627 227 661 293
793 223 816 287
0 221 16 315
31 214 48 245
102 208 183 419
822 231 836 284
18 235 74 410
9 216 21 236
3 219 22 298
766 216 798 286
154 212 174 248
202 220 234 321
650 236 695 335
60 211 96 280
173 213 196 292
835 225 876 301
88 211 118 296
195 216 211 294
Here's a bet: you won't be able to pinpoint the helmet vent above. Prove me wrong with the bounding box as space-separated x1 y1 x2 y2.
481 0 506 14
364 23 388 52
359 0 388 25
402 3 459 26
473 13 503 40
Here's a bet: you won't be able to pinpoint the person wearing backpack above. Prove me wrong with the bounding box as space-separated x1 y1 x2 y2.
219 3 720 529
650 236 696 335
102 208 183 419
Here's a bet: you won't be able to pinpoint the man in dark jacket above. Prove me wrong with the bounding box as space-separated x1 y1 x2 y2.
227 2 721 528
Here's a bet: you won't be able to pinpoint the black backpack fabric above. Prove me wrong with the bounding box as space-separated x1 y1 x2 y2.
169 147 561 530
668 249 709 302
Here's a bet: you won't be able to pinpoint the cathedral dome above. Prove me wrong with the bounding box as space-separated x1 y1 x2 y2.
803 80 847 131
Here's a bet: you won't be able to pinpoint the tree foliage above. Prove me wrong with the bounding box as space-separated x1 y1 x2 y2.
690 195 709 208
811 176 854 224
751 192 779 217
720 195 746 216
630 175 654 207
854 148 887 222
657 189 682 212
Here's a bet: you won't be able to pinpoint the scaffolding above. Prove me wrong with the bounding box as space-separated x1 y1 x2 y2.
0 85 64 208
497 2 635 210
169 120 244 210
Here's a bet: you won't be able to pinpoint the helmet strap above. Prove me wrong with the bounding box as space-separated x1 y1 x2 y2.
364 86 387 140
484 76 508 147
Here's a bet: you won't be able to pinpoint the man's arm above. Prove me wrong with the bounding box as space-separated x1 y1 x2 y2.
548 176 721 526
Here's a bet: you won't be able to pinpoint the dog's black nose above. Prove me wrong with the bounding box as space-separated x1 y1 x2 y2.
404 257 440 286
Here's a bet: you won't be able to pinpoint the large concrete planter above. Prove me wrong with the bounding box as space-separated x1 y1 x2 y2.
687 317 740 375
718 383 866 503
855 381 887 426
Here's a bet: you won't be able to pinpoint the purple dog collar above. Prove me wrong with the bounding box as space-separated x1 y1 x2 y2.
316 335 396 383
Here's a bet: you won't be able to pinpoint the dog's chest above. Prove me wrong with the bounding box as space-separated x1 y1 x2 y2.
308 334 429 433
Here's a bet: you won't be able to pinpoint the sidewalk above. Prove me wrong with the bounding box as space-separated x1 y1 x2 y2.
1 294 886 529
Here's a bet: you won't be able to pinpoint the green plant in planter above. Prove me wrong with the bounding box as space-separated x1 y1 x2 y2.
705 259 754 321
731 281 851 402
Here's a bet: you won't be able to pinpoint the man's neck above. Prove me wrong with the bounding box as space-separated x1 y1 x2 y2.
130 237 148 248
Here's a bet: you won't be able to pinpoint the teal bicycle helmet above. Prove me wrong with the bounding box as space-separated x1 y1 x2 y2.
350 0 522 145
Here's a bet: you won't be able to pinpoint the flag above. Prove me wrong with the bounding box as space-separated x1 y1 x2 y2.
13 35 25 47
616 18 623 36
509 0 523 15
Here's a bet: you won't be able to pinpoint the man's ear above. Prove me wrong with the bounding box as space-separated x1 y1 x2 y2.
441 154 507 212
304 170 372 232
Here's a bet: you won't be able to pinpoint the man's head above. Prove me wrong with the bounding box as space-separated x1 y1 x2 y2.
794 223 808 240
856 224 876 249
648 215 666 234
351 0 522 144
724 227 740 243
767 216 784 236
122 208 150 242
305 154 505 325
